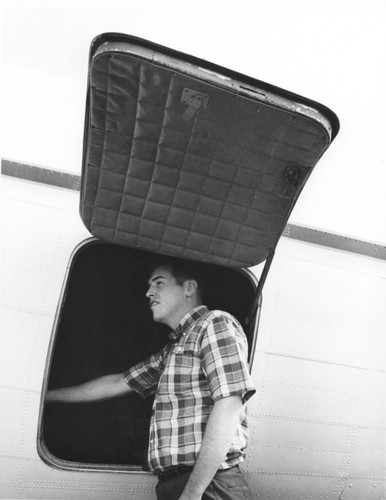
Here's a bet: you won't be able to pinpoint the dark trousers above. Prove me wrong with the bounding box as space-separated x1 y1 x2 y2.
155 466 252 500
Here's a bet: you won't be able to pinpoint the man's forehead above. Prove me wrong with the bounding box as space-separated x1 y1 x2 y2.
148 266 174 284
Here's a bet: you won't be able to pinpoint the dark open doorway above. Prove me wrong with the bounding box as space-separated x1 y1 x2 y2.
40 240 257 470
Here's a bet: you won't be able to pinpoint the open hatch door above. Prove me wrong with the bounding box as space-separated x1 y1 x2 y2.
80 33 339 269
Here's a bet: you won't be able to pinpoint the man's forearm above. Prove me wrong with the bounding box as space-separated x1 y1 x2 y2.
46 373 132 403
179 394 244 500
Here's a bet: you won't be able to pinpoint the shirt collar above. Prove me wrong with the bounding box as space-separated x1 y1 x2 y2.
169 305 209 342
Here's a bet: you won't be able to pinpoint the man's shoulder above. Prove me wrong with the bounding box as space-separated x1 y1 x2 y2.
196 309 249 357
198 309 243 334
201 308 238 322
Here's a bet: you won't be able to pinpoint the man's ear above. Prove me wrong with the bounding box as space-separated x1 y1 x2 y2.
183 279 198 298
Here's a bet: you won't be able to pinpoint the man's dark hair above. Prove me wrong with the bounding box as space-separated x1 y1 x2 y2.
149 256 206 303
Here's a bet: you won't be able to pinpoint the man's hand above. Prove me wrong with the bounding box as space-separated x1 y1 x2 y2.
177 394 243 499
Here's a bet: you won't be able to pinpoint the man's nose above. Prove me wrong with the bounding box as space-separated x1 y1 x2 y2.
146 286 154 298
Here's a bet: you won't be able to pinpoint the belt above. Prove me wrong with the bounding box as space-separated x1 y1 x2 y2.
158 465 194 482
157 464 238 483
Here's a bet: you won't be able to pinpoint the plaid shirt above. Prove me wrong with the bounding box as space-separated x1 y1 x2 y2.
123 306 255 473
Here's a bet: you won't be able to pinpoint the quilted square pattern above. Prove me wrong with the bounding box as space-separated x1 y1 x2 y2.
80 47 331 268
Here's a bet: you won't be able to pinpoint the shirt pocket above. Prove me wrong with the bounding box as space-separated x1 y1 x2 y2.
170 342 201 395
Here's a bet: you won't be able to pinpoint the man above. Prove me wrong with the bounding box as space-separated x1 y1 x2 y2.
46 258 255 499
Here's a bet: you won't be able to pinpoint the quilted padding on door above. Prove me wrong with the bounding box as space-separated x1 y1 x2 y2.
80 37 336 268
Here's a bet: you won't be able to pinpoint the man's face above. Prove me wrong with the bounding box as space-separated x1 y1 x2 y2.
146 266 186 328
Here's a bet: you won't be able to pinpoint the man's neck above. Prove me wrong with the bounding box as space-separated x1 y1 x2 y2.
168 301 202 330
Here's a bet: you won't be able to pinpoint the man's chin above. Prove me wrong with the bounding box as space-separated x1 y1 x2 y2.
151 311 164 323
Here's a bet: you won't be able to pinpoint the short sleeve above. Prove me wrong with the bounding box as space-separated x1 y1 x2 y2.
199 312 256 404
123 348 166 399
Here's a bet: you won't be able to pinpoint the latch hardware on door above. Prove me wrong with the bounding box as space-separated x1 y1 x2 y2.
181 88 209 120
284 166 300 186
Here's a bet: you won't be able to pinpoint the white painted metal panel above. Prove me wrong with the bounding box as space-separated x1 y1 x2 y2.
1 177 385 499
19 460 156 500
339 479 386 500
2 180 88 316
0 456 20 499
245 238 386 498
0 387 27 458
1 310 53 391
349 427 386 478
245 417 348 474
245 473 341 500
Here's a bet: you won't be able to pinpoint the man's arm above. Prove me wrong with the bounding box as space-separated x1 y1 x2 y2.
179 394 244 500
46 373 132 404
